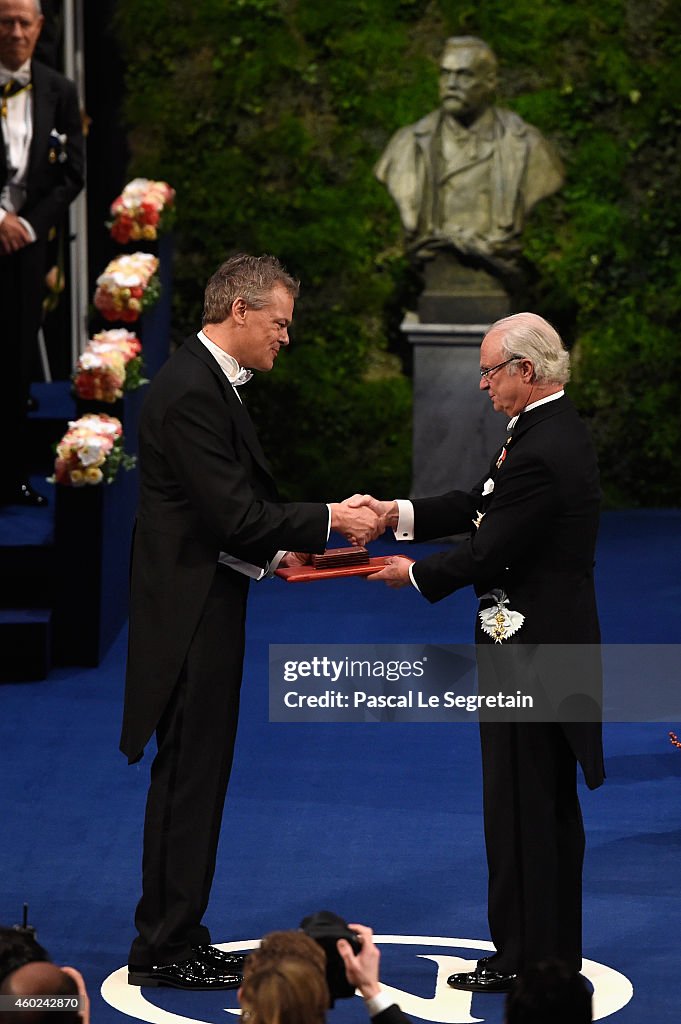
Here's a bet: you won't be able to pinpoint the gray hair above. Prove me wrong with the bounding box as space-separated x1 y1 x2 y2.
202 253 299 326
492 312 571 385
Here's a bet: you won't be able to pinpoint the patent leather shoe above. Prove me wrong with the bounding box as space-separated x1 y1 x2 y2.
0 482 48 507
128 956 242 989
447 967 517 993
192 944 247 969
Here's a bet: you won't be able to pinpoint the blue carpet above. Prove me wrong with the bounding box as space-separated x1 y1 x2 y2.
1 510 680 1024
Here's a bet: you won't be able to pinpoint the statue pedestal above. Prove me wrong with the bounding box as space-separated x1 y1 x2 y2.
418 253 512 323
402 314 504 497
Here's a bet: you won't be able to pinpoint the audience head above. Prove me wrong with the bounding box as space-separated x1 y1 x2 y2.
0 927 49 984
245 931 327 979
240 936 329 1024
0 959 79 1024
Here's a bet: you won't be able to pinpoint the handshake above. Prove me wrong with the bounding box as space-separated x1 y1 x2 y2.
329 494 398 547
283 495 414 588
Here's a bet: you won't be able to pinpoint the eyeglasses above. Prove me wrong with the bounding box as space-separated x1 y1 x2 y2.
479 355 522 380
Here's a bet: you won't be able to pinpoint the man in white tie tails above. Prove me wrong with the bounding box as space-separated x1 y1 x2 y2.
361 312 604 992
121 253 380 990
0 0 84 505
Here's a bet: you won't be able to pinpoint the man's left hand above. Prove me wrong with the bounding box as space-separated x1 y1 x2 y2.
367 555 414 588
280 551 313 568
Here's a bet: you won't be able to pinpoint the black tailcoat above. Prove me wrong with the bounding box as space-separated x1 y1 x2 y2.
0 58 84 485
122 335 328 763
409 394 604 972
121 335 328 964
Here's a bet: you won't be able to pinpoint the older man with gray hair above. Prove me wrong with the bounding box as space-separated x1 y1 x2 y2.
358 312 604 993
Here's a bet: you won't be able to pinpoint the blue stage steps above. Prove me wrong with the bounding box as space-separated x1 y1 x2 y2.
0 383 75 681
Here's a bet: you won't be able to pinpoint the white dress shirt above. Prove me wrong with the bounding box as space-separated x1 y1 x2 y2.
0 59 36 239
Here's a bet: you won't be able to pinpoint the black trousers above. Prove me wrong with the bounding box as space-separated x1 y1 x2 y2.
0 240 47 489
129 566 250 967
479 721 585 974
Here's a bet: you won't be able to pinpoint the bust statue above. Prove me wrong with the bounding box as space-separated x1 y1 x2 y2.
375 36 564 287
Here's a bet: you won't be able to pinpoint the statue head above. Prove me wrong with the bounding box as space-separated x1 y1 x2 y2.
438 36 498 124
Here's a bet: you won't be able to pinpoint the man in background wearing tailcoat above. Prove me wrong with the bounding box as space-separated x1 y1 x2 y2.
0 0 84 506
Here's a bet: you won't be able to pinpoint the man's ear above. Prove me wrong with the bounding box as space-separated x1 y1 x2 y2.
232 297 247 322
520 359 535 382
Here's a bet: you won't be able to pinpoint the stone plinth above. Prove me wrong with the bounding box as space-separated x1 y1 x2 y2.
418 253 512 324
402 314 505 497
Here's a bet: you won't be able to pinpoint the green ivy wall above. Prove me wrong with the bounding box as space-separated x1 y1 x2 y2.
115 0 681 504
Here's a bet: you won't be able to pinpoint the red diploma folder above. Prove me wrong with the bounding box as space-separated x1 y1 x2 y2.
275 556 390 582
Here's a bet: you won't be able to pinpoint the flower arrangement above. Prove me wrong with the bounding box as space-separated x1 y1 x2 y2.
50 414 136 487
72 329 146 403
109 178 175 243
93 252 160 323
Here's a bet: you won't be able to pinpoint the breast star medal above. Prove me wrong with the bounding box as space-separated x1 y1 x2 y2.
478 590 525 643
472 510 485 529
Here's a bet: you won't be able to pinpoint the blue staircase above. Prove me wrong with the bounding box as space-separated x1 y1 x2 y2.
0 382 75 681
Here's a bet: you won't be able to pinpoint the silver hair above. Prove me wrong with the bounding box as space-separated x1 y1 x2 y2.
491 312 571 385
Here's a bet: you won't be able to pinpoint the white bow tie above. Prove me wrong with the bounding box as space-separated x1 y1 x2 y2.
0 67 31 88
230 367 253 386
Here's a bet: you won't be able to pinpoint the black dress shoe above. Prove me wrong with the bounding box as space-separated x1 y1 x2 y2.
0 482 48 507
128 956 242 989
192 944 247 969
447 967 517 993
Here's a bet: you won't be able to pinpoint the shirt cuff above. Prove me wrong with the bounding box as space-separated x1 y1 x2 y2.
408 562 421 593
265 551 287 578
324 504 332 542
218 552 267 580
18 216 36 242
394 498 414 540
364 991 394 1017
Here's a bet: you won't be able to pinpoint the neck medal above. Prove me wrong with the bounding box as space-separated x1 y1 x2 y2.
478 589 525 643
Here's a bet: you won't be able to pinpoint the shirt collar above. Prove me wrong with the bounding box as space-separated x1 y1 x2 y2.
507 389 564 430
0 60 31 87
197 330 253 387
